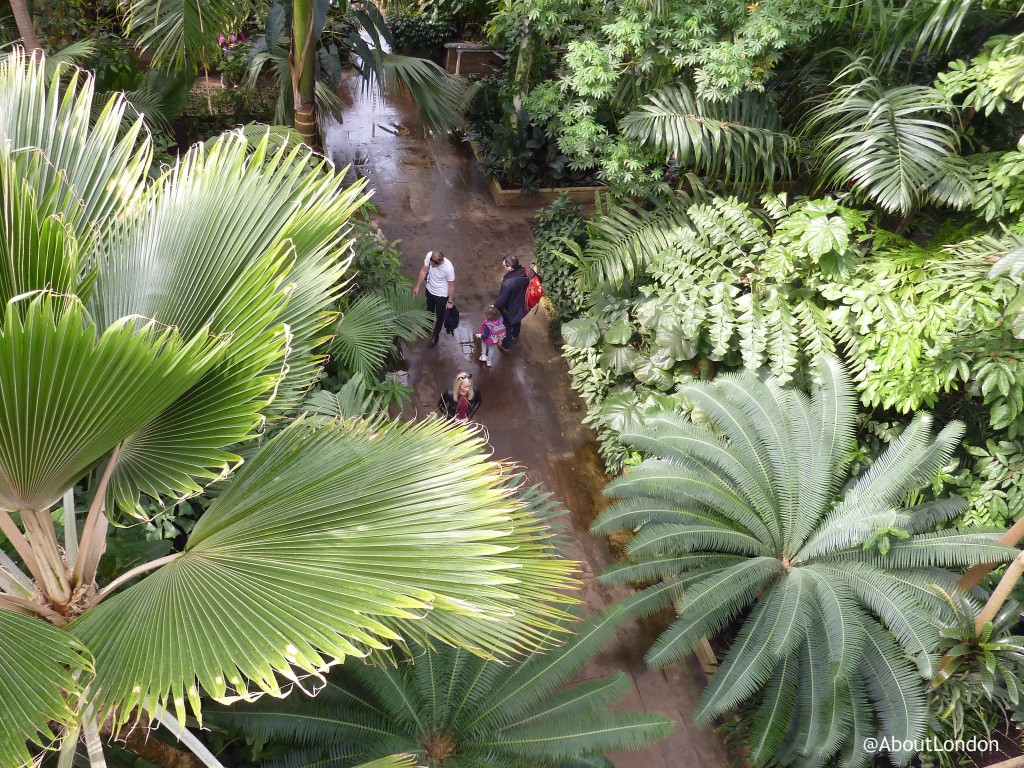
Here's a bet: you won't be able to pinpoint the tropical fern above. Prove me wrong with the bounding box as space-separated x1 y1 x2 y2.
593 357 1019 767
208 606 673 768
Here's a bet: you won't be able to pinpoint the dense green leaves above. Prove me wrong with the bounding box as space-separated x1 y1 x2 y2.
208 607 671 767
594 359 1018 764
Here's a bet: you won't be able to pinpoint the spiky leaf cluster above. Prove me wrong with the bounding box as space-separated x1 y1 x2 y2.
593 357 1018 766
209 606 673 768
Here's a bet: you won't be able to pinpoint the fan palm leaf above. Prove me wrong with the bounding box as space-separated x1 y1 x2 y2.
73 416 578 729
0 611 92 767
209 606 672 767
594 355 1019 765
0 50 579 764
331 289 432 380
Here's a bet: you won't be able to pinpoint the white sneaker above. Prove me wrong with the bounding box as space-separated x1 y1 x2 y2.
479 354 487 362
486 359 492 367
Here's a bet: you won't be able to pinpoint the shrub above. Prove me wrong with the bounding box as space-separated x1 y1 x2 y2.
531 193 589 324
386 7 456 57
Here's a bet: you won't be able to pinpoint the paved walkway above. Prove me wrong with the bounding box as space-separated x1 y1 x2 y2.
325 75 736 768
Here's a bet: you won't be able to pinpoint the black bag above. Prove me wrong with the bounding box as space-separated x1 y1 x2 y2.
443 303 460 334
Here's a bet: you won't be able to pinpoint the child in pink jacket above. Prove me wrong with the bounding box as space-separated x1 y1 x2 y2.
475 306 506 367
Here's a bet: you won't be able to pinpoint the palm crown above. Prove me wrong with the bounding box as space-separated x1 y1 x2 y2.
0 50 576 766
593 356 1018 766
209 606 673 768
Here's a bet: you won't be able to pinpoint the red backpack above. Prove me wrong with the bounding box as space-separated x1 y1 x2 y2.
524 267 544 312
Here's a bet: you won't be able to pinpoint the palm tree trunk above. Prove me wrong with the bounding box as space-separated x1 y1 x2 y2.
291 0 318 146
10 0 43 57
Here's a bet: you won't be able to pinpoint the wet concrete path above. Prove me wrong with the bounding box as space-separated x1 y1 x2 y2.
325 75 736 768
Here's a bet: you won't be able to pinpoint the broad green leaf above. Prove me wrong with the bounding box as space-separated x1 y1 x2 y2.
561 318 601 348
0 295 224 510
71 417 578 727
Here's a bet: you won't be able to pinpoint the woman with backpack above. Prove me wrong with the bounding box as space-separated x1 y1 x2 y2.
493 256 538 351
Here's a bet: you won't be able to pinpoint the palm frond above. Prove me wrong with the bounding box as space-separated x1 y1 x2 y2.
646 557 782 667
306 376 384 419
71 416 578 729
331 294 401 381
122 0 246 69
0 50 152 241
747 655 799 767
805 79 971 214
858 622 929 762
0 610 92 766
0 295 226 512
90 135 368 511
621 84 797 185
210 606 669 767
43 39 97 80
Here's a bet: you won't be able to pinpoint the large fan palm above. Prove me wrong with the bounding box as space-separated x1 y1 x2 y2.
592 356 1018 767
0 50 576 766
209 606 673 768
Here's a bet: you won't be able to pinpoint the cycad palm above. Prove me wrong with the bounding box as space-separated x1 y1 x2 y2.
209 606 673 768
0 50 575 766
593 356 1018 767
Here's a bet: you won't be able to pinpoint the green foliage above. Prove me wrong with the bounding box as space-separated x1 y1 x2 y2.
386 6 457 56
0 50 578 764
348 215 408 296
593 358 1018 766
803 75 972 215
209 606 673 767
559 192 1024 528
620 83 797 187
929 592 1024 751
468 103 595 191
531 194 590 324
935 34 1024 118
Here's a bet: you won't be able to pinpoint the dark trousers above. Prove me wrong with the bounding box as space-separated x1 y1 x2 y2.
426 291 446 340
500 317 521 349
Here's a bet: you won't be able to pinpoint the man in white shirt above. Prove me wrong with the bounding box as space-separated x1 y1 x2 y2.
413 250 455 348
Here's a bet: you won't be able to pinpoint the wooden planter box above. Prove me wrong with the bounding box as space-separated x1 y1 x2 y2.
467 139 605 208
444 42 505 76
485 176 605 207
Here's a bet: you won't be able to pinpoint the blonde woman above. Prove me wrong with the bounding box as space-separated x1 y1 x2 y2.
437 372 481 421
